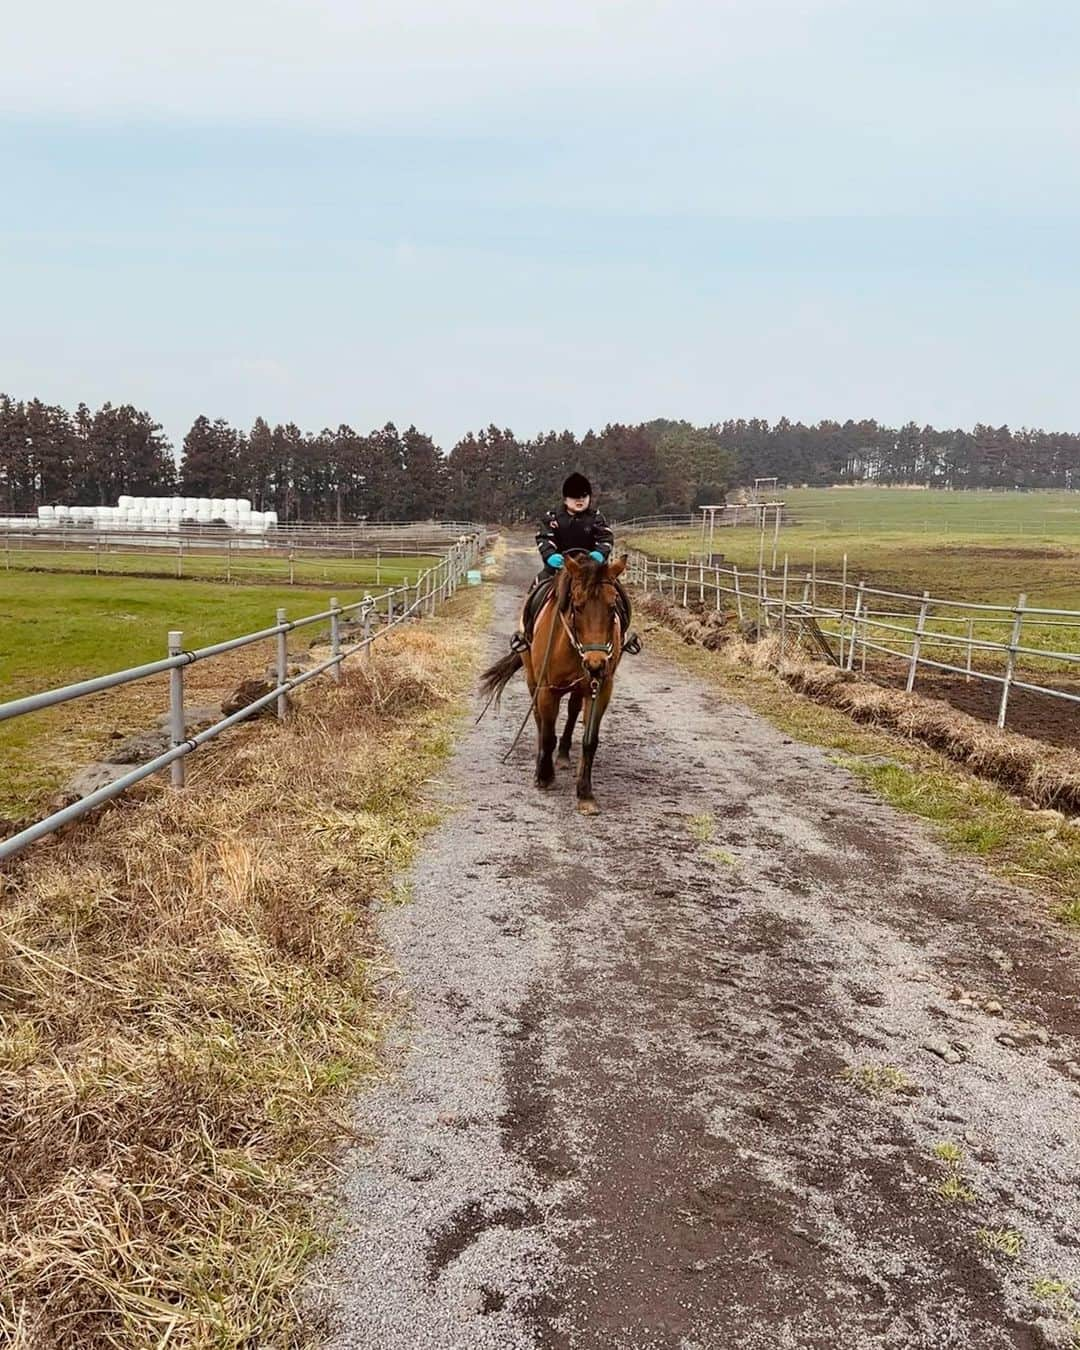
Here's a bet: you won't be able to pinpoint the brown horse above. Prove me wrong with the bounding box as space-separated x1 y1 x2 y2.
480 553 627 814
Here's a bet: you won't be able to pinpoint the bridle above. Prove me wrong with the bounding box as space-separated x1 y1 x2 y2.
497 558 619 763
558 603 616 683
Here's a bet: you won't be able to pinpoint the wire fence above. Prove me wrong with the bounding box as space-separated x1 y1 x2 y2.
0 534 487 863
627 549 1080 731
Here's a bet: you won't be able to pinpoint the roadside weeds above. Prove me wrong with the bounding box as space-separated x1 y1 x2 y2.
638 603 1080 915
0 586 491 1350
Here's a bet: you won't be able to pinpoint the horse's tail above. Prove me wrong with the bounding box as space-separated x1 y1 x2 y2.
479 650 523 709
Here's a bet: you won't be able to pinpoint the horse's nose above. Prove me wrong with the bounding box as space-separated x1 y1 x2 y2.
584 653 608 677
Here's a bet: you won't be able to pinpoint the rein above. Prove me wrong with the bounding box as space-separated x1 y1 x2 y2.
500 567 620 763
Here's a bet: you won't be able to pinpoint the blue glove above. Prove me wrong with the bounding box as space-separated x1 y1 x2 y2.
547 553 564 569
589 550 605 563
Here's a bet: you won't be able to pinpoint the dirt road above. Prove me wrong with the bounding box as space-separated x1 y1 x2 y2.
318 543 1080 1349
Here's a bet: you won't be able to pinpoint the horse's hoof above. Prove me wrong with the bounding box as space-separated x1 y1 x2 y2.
555 752 571 769
536 776 555 791
577 797 600 815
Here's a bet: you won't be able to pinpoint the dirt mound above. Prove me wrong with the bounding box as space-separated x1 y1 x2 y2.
637 592 1080 815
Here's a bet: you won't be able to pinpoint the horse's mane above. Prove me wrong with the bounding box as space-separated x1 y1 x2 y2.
557 558 608 605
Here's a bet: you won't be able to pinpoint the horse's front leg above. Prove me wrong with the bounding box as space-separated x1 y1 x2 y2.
577 679 613 814
556 688 583 768
534 687 560 789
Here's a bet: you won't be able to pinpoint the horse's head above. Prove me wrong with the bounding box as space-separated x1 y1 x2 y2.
562 554 627 678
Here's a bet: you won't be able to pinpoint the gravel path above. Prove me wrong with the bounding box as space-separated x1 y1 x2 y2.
314 543 1080 1349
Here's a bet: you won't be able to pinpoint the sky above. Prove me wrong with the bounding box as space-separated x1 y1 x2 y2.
2 0 1079 451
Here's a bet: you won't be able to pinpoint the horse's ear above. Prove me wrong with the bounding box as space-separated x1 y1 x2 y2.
563 554 583 577
607 554 627 578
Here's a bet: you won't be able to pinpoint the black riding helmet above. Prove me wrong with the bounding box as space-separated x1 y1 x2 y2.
563 472 592 499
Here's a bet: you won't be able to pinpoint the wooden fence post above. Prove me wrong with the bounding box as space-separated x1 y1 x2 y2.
682 560 689 608
732 565 743 622
906 590 931 693
846 583 865 671
998 593 1027 729
965 618 974 683
780 555 789 668
714 564 721 612
839 552 848 666
698 558 705 604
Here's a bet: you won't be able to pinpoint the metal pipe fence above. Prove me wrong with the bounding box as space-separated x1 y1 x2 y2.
1 526 482 587
0 535 486 862
626 549 1080 730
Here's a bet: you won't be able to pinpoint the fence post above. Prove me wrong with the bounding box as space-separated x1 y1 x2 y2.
732 565 743 622
714 564 721 612
682 560 689 607
906 590 931 692
167 631 187 788
330 596 341 683
846 583 865 671
387 588 394 626
176 540 183 579
965 617 974 683
698 559 705 604
998 593 1027 729
779 555 789 669
771 503 781 571
362 597 373 667
839 552 848 666
276 607 289 718
289 549 295 585
376 548 382 585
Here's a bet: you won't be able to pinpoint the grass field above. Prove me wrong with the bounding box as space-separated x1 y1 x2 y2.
3 544 439 588
628 488 1080 610
0 572 393 815
626 488 1080 726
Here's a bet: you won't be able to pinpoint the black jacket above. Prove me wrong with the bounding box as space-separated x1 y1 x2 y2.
536 506 614 567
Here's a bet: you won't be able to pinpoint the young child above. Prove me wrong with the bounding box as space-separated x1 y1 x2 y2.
535 472 614 580
512 472 637 652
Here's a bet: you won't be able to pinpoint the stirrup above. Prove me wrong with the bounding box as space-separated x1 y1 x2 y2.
510 631 529 653
622 631 642 656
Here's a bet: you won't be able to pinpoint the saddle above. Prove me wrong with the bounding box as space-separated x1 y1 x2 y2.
517 576 638 651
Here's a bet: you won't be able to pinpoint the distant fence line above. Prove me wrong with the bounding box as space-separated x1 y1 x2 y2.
0 533 487 863
626 549 1080 731
619 511 1080 538
2 530 454 586
0 516 481 540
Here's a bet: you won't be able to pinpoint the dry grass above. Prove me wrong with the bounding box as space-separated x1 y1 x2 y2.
636 593 1080 814
0 594 487 1349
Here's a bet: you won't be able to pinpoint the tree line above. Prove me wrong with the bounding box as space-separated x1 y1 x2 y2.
2 394 1078 522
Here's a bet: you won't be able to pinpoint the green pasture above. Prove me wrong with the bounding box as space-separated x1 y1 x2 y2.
0 572 394 815
2 544 439 588
625 488 1080 671
778 486 1080 536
